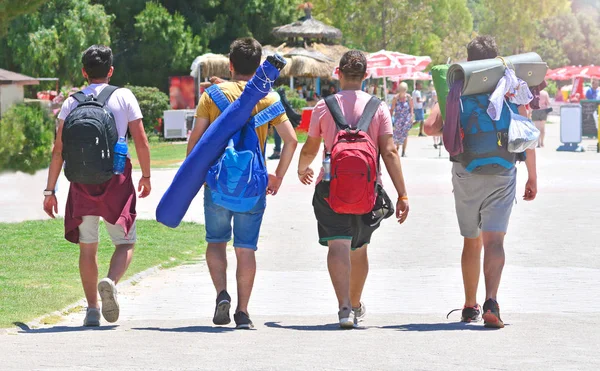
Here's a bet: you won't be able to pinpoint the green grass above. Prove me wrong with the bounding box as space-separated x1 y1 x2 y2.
130 139 187 169
131 130 309 170
0 219 206 328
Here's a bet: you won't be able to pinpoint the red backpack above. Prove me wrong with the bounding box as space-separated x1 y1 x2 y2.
324 95 381 215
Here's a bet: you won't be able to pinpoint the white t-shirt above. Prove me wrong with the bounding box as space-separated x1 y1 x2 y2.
58 83 143 138
413 90 423 109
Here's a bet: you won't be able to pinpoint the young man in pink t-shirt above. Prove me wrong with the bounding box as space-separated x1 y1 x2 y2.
297 51 410 328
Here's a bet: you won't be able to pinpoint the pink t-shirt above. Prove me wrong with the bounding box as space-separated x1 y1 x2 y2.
308 90 393 182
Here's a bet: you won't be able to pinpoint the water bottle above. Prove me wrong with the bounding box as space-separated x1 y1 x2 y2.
113 136 128 175
323 153 331 182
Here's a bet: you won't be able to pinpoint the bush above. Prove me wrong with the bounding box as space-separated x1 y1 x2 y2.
288 97 308 111
125 85 170 134
0 103 54 174
546 80 558 98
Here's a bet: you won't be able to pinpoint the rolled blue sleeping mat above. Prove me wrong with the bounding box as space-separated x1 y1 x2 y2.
156 55 286 228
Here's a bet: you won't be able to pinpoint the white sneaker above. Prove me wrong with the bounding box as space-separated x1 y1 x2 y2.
338 307 356 329
83 307 101 327
98 278 120 323
353 302 367 324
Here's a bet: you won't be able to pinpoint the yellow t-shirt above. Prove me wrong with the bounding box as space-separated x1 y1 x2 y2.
194 81 288 154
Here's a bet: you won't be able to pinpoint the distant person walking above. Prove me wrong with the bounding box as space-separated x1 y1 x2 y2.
390 82 414 157
531 89 551 147
413 82 425 136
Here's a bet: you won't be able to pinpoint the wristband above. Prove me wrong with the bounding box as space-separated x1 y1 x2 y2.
142 175 151 179
297 169 307 176
399 196 408 201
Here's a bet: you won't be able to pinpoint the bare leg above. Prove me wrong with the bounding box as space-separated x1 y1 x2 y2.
350 245 369 308
206 242 228 294
401 138 408 157
534 121 545 147
107 244 134 284
327 240 352 310
482 232 506 301
79 243 99 308
235 247 256 314
462 236 483 307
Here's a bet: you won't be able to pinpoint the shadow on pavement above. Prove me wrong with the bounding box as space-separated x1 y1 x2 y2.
15 322 118 334
264 321 367 331
382 322 508 332
133 326 236 333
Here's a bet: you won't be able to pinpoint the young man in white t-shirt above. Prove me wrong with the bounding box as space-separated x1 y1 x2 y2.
413 82 425 136
43 45 152 327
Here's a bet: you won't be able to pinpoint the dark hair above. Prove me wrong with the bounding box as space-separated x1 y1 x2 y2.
81 45 113 79
339 50 367 80
229 38 262 76
467 36 498 61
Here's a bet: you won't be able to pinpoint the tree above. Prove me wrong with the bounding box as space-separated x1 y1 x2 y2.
312 0 473 64
478 0 570 55
0 0 48 35
0 0 112 85
120 2 202 90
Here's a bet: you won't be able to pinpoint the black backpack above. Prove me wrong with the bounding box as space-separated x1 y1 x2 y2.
62 85 119 184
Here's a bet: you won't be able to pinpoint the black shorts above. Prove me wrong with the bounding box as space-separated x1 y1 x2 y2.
531 109 549 121
312 181 380 250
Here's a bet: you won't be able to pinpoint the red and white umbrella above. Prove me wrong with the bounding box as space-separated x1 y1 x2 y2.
388 71 432 82
367 50 432 78
546 65 600 80
331 50 432 79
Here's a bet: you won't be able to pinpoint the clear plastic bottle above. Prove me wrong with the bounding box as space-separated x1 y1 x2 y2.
113 136 128 175
323 153 331 182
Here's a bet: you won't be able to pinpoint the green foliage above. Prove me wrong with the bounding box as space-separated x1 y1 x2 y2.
546 80 558 97
312 0 473 64
0 0 113 85
115 2 203 90
0 103 54 174
0 0 48 35
125 85 170 134
288 97 308 111
478 0 570 55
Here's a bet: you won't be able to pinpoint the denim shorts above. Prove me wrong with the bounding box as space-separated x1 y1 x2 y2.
203 187 267 250
414 108 425 121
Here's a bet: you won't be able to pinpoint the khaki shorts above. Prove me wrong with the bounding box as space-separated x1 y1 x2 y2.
452 163 516 238
78 216 137 245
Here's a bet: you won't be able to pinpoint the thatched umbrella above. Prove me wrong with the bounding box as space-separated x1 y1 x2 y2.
190 53 231 79
272 3 342 42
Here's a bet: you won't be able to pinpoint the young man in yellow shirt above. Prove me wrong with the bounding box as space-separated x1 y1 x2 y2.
187 38 298 329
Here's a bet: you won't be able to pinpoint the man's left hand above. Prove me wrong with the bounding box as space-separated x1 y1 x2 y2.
267 174 283 196
523 177 537 201
138 177 152 198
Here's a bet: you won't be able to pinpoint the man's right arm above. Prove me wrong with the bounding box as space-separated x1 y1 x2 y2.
43 120 65 218
424 103 443 136
187 117 210 156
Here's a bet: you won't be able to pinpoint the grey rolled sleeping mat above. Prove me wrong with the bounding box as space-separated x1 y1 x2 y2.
447 52 548 96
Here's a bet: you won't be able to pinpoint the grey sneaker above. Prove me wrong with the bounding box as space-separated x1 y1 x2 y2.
338 307 355 329
83 307 101 327
98 278 120 323
352 302 367 324
213 290 231 326
234 311 254 329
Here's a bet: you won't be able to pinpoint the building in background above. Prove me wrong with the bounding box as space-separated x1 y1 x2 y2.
0 69 39 117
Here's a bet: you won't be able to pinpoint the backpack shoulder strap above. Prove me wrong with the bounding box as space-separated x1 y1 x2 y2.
71 91 88 104
206 85 231 113
324 95 349 130
356 96 382 132
252 101 285 128
96 85 119 106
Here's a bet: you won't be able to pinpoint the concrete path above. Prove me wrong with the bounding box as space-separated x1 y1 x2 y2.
2 118 600 370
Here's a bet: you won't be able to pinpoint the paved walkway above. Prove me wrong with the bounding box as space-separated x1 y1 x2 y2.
2 118 600 370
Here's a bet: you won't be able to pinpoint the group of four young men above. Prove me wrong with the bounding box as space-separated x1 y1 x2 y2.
44 35 537 330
